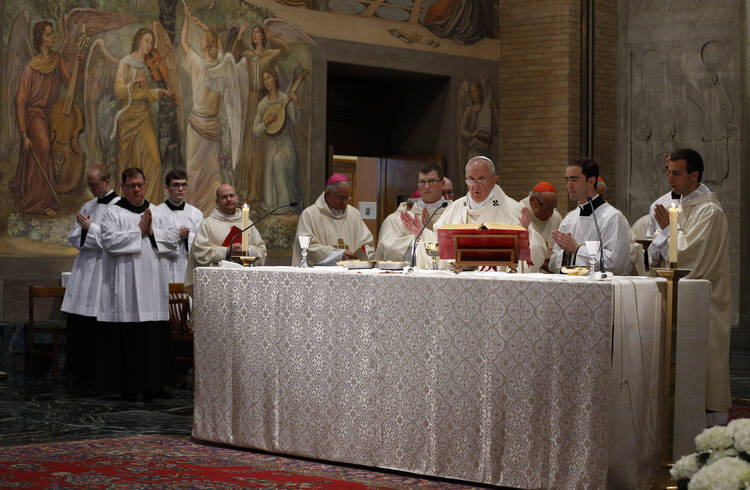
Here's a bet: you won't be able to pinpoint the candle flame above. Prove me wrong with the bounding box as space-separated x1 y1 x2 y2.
243 203 249 209
670 202 678 210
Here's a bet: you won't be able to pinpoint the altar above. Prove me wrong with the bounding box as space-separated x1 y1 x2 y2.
192 267 709 489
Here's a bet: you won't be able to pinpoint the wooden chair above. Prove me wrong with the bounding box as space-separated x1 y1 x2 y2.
27 285 67 378
169 283 192 363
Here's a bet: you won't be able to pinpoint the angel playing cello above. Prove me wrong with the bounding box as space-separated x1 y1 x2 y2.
3 10 137 216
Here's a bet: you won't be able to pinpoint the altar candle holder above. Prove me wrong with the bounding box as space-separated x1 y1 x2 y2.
655 266 691 464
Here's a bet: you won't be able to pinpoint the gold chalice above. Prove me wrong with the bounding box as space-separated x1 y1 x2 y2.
423 242 440 270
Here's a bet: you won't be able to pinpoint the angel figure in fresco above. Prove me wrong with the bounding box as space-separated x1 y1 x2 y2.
3 9 136 215
423 0 494 45
180 3 229 215
253 67 305 213
84 22 182 205
458 79 496 165
227 19 314 210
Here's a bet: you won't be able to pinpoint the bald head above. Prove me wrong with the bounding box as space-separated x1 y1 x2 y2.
215 184 239 215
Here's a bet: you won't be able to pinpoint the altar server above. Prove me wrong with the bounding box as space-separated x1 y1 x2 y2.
649 149 731 422
520 181 562 259
157 169 204 283
292 174 374 266
61 163 118 384
549 157 631 275
185 184 266 294
97 167 180 400
375 164 449 261
406 156 546 271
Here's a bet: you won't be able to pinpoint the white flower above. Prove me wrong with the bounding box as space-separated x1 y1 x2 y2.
688 457 750 490
707 447 738 465
695 426 733 451
727 418 750 435
670 453 702 481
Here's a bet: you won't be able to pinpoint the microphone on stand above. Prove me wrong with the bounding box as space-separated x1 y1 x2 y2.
226 201 299 258
410 201 449 268
586 196 605 273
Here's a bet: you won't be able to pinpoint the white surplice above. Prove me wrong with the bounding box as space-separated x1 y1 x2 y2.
61 192 120 317
292 193 374 266
548 195 632 276
184 208 267 293
520 195 563 254
423 185 546 272
646 184 710 238
156 201 204 283
649 188 732 411
375 199 448 262
98 202 180 322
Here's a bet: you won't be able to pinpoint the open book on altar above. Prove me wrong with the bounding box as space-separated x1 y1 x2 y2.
436 223 531 264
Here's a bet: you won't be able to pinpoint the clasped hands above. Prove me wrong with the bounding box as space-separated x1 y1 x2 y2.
138 209 153 236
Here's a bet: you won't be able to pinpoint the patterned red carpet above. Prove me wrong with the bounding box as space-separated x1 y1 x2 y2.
0 435 479 489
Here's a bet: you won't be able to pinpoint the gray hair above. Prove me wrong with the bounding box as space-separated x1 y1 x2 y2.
325 180 350 192
465 155 496 176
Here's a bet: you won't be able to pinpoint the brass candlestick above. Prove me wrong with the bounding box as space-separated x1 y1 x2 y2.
655 266 690 464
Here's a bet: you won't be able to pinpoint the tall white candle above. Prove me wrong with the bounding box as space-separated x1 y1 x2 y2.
241 203 249 254
669 202 679 264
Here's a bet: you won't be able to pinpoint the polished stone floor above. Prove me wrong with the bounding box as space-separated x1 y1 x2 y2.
0 370 193 447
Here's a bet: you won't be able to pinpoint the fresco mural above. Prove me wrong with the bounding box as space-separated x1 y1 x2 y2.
0 0 313 256
275 0 498 47
457 78 496 166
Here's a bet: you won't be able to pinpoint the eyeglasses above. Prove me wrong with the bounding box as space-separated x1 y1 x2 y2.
465 177 490 187
123 182 145 189
417 178 441 187
531 196 557 212
333 194 352 201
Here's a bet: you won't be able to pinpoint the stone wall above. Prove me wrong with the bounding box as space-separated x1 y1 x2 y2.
617 0 743 325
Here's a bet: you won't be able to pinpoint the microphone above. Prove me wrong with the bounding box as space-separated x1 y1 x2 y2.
410 201 449 267
227 201 299 258
586 196 605 273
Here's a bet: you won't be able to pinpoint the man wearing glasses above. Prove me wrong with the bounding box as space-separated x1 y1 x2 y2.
292 173 374 266
375 164 449 261
97 167 181 400
157 168 204 283
405 155 546 271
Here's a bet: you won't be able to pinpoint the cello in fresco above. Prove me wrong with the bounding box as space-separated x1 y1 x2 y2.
49 26 89 193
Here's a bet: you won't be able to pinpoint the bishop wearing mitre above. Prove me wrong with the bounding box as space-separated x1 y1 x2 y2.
292 174 374 266
405 156 546 271
185 184 267 294
375 164 449 262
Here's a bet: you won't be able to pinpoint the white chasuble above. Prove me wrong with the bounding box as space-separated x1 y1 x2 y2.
157 201 204 283
184 208 267 293
61 192 119 317
375 199 448 262
98 202 180 323
650 191 731 411
423 185 546 272
292 192 374 266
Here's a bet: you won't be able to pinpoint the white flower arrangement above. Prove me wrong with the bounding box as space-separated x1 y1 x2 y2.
672 419 750 489
695 425 733 451
687 457 750 490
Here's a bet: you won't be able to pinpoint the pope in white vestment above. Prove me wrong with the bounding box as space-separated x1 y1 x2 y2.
649 150 731 412
424 185 546 271
292 175 374 266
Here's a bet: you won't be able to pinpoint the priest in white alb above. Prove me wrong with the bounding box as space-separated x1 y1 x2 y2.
520 181 562 269
61 163 119 385
649 148 731 423
157 168 204 283
185 184 266 294
549 158 631 275
292 174 374 266
403 156 546 271
375 164 449 262
97 167 180 400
